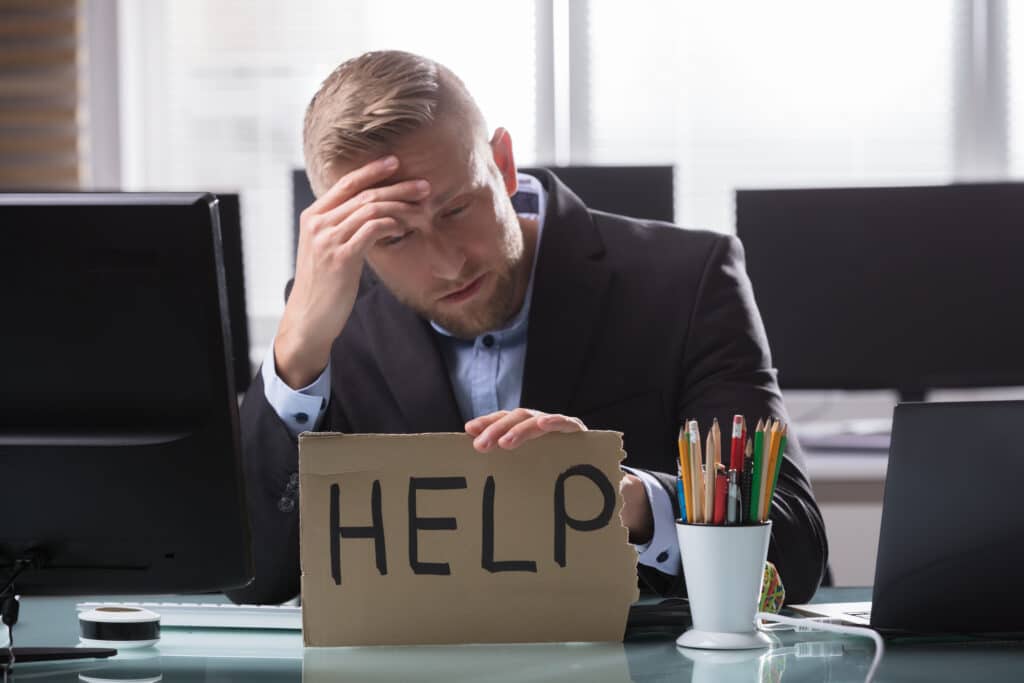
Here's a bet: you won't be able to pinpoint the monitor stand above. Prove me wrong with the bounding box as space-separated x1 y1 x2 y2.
898 388 927 403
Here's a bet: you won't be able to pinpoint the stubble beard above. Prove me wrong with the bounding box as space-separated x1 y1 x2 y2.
403 221 528 340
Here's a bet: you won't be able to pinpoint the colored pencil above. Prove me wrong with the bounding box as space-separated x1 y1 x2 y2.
704 429 716 523
689 420 704 523
760 420 782 521
764 425 788 520
677 425 693 522
748 419 766 522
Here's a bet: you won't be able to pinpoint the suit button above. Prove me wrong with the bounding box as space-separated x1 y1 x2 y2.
482 334 495 348
277 496 296 513
295 412 309 425
656 551 669 563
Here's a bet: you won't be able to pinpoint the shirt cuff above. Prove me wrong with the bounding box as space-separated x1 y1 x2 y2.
622 466 681 576
261 341 331 437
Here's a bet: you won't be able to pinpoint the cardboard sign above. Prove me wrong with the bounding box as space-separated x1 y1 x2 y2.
298 431 639 646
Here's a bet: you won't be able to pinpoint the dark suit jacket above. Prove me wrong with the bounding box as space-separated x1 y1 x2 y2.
227 170 828 606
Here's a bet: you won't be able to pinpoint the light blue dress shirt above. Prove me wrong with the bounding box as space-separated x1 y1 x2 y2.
262 172 680 577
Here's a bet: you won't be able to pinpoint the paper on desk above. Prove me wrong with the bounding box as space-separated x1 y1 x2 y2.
298 431 639 646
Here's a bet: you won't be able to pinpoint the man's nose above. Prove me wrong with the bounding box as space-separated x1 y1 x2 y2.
426 234 466 280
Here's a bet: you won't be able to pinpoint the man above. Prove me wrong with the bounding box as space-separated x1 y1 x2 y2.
228 50 827 606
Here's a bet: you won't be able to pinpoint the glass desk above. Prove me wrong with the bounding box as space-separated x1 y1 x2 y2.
5 587 1024 682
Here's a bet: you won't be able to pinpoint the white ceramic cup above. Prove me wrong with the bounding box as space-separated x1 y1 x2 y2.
675 521 773 650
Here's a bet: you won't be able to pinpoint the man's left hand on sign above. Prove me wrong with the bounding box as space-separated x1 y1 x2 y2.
466 409 654 543
465 409 587 452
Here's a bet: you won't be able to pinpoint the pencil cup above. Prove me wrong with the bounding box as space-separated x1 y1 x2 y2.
675 521 773 650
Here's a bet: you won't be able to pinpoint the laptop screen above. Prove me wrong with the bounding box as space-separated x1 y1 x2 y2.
872 400 1024 633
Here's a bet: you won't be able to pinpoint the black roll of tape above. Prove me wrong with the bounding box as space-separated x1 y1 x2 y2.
79 607 161 648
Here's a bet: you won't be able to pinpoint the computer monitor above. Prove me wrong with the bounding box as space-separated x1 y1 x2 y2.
735 183 1024 401
520 166 675 223
0 192 252 595
211 193 252 392
291 165 676 258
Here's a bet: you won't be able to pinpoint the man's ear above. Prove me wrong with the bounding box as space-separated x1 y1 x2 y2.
489 127 518 196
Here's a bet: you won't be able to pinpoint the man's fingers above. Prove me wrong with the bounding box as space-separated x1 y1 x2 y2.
498 414 587 449
341 216 407 260
465 411 508 437
467 411 587 451
316 178 430 233
496 419 547 448
537 413 587 433
318 200 421 252
309 154 400 215
473 409 535 451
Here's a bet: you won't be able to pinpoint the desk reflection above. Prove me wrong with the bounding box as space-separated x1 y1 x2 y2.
303 643 631 683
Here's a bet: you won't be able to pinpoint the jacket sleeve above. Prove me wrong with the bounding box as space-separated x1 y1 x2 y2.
226 367 352 604
669 233 829 604
224 371 300 604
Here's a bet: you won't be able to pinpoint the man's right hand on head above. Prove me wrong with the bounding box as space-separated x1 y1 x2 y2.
273 155 430 389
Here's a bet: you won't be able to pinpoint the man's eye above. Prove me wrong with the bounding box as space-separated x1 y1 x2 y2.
379 230 413 247
442 203 470 218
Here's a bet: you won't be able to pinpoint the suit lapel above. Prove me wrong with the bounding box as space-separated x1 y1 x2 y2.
520 170 611 414
358 286 464 433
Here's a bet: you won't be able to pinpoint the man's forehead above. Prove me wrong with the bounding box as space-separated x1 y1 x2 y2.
388 138 487 195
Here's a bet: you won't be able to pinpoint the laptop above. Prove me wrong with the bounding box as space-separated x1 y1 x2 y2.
791 400 1024 633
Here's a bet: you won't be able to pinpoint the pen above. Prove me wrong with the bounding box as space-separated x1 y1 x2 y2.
741 439 753 524
713 471 728 525
677 475 687 523
740 416 747 465
727 470 739 524
729 414 744 470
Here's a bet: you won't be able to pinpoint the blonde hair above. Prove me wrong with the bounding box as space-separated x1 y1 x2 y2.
302 50 484 196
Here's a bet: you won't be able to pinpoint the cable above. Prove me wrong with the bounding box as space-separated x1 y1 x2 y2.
0 555 38 674
0 561 30 600
757 612 884 683
5 620 12 671
1 595 17 673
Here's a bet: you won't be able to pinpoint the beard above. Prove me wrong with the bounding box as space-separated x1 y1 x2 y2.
382 214 532 339
395 241 528 339
425 266 524 339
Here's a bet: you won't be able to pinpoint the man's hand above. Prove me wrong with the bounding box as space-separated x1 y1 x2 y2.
619 473 653 545
465 409 655 544
274 155 429 388
465 408 587 452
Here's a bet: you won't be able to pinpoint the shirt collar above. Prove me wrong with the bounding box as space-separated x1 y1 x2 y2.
430 172 546 342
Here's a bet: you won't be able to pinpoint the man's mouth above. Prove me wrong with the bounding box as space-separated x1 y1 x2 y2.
439 273 487 303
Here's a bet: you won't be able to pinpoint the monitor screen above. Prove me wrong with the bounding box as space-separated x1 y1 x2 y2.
736 183 1024 398
0 192 252 594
